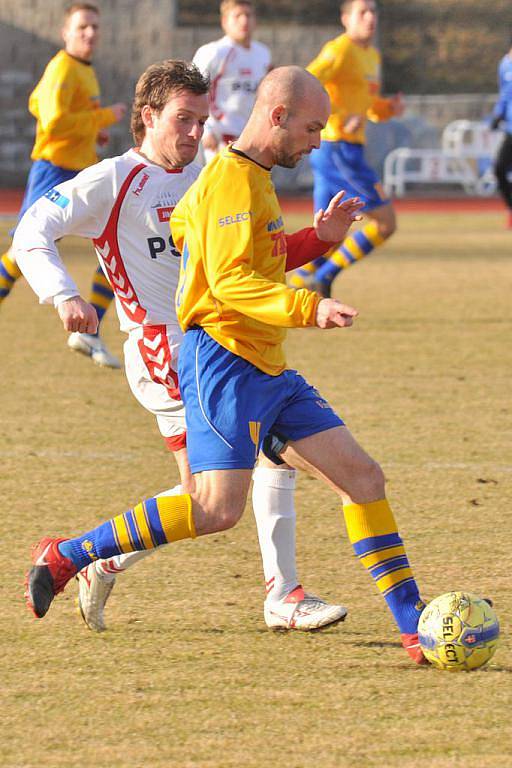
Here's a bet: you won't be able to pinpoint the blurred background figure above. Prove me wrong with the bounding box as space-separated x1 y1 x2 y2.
0 2 126 367
290 0 403 298
193 0 271 162
491 37 512 228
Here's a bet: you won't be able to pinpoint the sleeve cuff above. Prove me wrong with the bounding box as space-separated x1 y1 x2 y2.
53 290 80 307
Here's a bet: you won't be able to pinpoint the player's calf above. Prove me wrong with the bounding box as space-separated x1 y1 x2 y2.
286 428 425 663
24 481 249 620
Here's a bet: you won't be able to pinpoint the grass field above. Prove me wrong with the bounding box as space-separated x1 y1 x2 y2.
1 210 511 768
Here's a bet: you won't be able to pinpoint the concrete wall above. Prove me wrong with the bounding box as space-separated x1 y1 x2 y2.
380 0 512 94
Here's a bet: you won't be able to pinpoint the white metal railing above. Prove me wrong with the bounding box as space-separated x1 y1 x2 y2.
383 120 502 197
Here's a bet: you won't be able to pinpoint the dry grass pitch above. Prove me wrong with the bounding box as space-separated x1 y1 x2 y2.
1 209 511 767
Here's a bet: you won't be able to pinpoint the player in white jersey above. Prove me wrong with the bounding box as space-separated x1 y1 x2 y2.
193 0 271 161
14 59 348 633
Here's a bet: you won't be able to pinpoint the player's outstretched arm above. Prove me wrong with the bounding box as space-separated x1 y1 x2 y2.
14 163 110 307
57 296 98 334
313 190 364 244
95 106 126 146
343 114 364 134
315 298 358 329
108 103 127 123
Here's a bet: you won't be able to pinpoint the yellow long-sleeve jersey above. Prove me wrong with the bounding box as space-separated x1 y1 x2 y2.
307 33 394 144
29 50 117 170
172 148 320 376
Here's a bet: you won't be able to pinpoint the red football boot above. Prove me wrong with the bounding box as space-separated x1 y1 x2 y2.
401 632 429 665
25 537 77 618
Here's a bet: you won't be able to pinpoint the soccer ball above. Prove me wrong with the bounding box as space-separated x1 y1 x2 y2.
418 591 499 671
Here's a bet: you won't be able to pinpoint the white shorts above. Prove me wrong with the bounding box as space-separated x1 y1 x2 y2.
124 324 186 451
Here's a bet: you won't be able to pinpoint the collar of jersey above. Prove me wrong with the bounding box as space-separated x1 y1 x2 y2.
228 146 271 171
63 50 92 66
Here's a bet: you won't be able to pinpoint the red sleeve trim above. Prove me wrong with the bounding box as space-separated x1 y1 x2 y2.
285 228 338 272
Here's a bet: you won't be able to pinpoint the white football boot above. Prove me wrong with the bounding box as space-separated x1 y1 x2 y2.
76 563 116 632
264 586 348 631
67 331 121 369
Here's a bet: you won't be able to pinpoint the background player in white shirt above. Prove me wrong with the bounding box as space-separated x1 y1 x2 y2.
15 59 347 633
193 0 271 161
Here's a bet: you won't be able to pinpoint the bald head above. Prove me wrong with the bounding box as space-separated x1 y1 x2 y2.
235 66 330 168
255 65 328 114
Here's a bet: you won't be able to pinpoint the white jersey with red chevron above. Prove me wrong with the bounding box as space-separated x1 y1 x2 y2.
193 35 271 141
13 148 200 335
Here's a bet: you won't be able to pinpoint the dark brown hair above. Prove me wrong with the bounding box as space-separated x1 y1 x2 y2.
131 60 210 145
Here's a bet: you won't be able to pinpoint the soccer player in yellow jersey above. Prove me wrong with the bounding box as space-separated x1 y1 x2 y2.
290 0 404 297
25 67 428 665
0 3 126 367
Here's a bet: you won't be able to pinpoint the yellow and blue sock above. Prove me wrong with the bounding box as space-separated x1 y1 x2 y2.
289 255 329 289
58 494 195 570
315 221 385 286
0 249 21 303
89 265 114 334
343 499 424 633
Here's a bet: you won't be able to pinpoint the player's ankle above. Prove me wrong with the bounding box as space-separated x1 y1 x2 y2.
266 582 303 603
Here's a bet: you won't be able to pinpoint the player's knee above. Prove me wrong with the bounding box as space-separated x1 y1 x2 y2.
342 454 385 500
365 458 386 496
214 504 244 532
348 453 385 495
192 474 249 535
196 497 244 534
378 215 397 239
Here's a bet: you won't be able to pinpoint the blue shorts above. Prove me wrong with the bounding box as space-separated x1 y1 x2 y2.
178 328 344 473
11 159 78 235
310 140 389 214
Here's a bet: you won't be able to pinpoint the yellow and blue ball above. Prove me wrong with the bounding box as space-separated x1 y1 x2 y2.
418 591 499 671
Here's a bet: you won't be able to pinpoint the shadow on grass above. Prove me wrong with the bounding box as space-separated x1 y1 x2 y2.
356 640 399 649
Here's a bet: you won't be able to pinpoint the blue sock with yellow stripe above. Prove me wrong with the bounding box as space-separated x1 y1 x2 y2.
288 255 328 289
343 499 424 633
0 249 21 303
315 220 385 286
88 265 114 334
58 494 195 570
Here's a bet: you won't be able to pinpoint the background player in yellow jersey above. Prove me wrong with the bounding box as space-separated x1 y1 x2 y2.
25 66 427 665
0 2 126 367
290 0 404 297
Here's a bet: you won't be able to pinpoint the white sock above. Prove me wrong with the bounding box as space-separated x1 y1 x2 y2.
95 484 182 580
252 467 298 603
